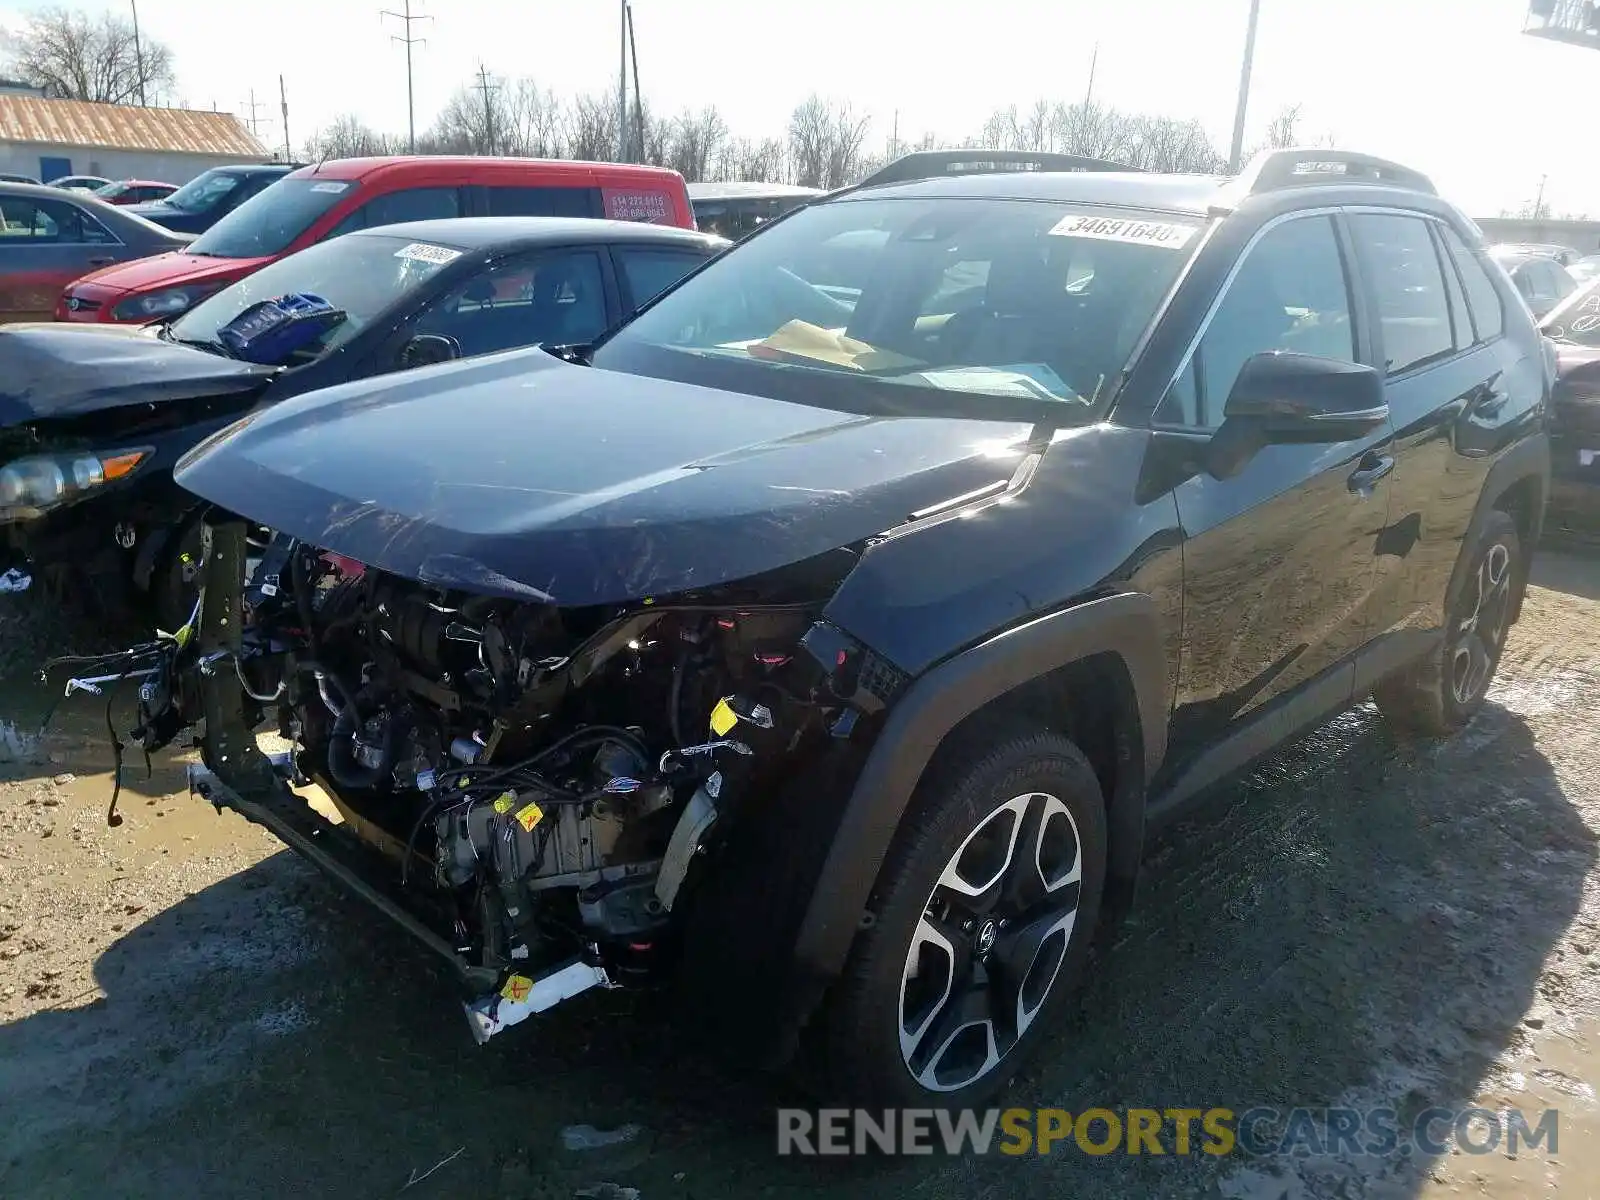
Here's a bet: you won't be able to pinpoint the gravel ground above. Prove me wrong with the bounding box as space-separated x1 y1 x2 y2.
1 552 1598 1200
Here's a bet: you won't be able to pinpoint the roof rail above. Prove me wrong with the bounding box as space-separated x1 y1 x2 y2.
1238 148 1436 196
851 148 1137 191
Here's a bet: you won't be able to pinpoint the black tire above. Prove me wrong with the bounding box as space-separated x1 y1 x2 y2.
815 725 1107 1107
1373 510 1523 735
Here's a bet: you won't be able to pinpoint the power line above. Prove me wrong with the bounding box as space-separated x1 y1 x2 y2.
475 63 500 156
382 0 432 154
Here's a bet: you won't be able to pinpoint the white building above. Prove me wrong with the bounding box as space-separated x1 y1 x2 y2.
0 95 270 185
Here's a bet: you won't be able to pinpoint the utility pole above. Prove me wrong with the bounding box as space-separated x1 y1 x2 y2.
1534 174 1550 220
1084 42 1099 108
381 0 431 154
129 0 147 106
240 88 269 139
890 109 898 160
1227 0 1263 174
279 75 291 162
618 0 628 162
626 2 643 161
475 63 500 155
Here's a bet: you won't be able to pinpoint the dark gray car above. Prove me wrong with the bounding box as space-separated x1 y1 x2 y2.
0 182 191 323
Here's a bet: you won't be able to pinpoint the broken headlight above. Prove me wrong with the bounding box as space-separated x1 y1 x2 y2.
0 447 152 518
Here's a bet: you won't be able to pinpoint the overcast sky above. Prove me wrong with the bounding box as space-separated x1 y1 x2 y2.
0 0 1588 216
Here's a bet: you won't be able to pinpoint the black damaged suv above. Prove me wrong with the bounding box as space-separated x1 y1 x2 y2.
99 148 1550 1106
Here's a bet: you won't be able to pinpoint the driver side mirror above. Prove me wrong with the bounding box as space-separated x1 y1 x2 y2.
1207 351 1388 480
398 333 461 370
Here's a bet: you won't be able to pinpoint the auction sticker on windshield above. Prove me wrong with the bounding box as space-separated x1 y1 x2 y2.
1048 214 1198 249
309 181 350 194
394 242 462 265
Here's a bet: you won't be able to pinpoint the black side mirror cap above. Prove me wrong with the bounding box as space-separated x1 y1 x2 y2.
399 333 461 370
1207 351 1388 479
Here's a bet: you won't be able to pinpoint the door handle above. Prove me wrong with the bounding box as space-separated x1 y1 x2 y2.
1348 453 1395 495
86 256 113 267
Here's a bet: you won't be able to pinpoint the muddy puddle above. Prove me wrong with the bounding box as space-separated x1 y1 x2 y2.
0 558 1598 1200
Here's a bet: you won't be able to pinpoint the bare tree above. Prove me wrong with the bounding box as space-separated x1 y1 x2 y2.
714 136 788 183
668 106 727 182
503 78 565 158
1051 100 1134 162
1125 115 1224 174
979 105 1024 151
788 96 870 188
565 92 619 162
8 5 175 105
1260 103 1303 151
303 114 391 162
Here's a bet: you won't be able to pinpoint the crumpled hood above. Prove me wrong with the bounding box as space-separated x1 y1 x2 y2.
0 323 279 425
174 347 1033 605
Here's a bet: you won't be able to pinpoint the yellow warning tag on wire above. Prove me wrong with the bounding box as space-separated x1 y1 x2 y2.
501 974 533 1003
709 697 738 737
492 791 516 814
515 800 544 832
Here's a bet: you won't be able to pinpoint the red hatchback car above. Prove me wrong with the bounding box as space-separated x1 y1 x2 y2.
59 156 695 323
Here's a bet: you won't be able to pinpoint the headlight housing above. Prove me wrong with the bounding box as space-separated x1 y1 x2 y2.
112 285 219 322
0 448 151 518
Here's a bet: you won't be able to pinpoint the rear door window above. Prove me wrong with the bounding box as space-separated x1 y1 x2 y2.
486 186 601 219
615 246 707 309
412 249 609 358
0 197 114 244
1349 213 1455 375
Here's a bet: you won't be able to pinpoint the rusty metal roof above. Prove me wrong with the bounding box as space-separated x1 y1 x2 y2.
0 96 268 159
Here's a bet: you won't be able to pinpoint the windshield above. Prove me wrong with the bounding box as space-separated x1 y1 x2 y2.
188 177 354 258
1543 277 1600 346
94 181 130 199
169 231 462 361
596 196 1200 418
163 170 244 214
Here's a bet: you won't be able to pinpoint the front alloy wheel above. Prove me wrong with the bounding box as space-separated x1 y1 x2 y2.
900 792 1084 1092
817 728 1106 1106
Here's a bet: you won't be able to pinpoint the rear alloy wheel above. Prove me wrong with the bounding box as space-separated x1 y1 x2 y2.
818 729 1106 1106
1375 510 1523 734
1446 538 1514 708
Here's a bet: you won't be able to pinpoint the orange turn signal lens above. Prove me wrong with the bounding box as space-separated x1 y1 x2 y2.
99 451 149 481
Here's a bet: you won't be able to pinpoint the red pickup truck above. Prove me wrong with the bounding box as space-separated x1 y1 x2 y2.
58 156 695 323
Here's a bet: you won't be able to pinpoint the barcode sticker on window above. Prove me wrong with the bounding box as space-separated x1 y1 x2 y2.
1047 214 1198 249
394 242 462 265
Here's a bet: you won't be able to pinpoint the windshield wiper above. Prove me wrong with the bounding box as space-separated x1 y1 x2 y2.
166 331 236 359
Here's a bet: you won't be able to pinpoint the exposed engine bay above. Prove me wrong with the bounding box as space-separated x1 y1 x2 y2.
51 515 890 1043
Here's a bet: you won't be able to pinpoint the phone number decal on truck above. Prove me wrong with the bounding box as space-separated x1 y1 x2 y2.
603 189 672 224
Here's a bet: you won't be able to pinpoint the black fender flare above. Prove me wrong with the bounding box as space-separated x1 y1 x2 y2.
790 591 1170 986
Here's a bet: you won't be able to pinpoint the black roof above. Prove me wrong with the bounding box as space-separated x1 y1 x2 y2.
347 215 728 253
